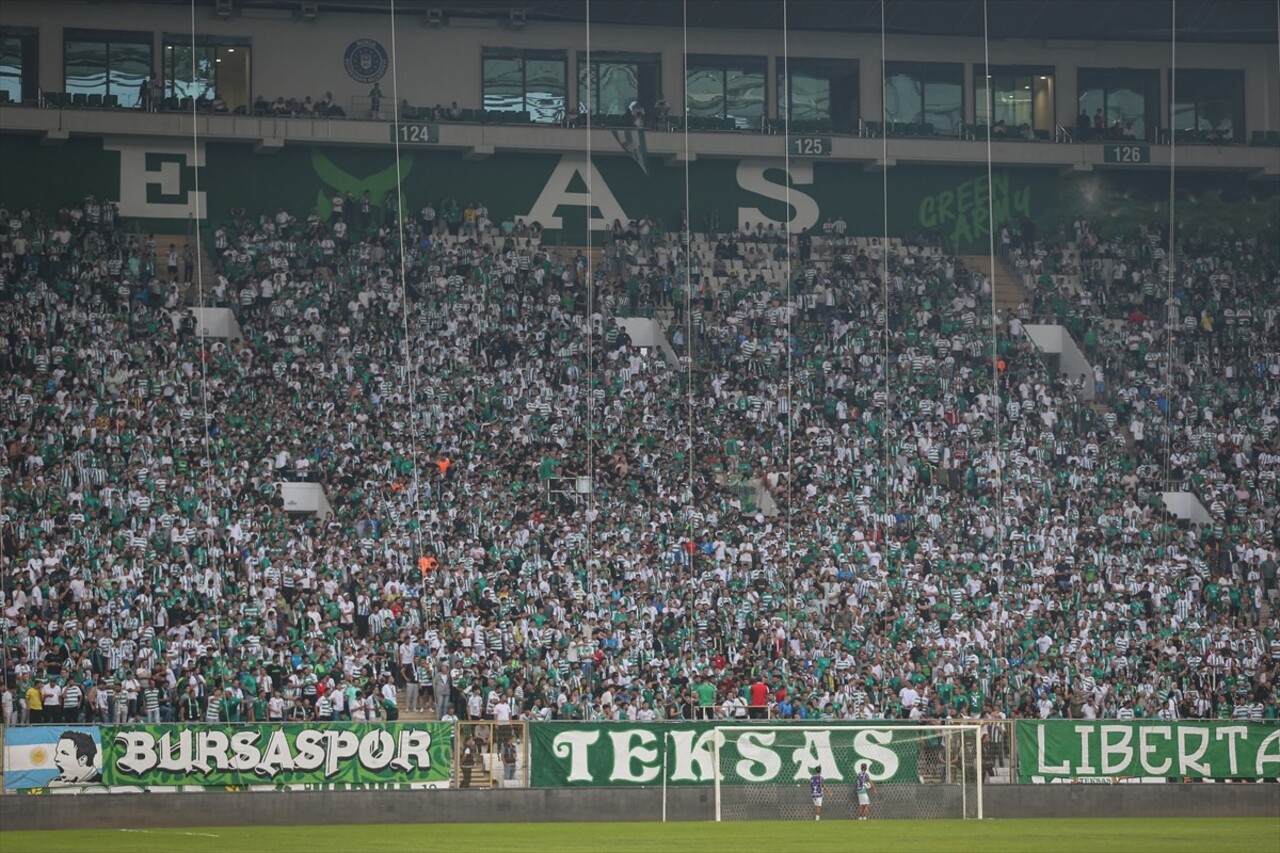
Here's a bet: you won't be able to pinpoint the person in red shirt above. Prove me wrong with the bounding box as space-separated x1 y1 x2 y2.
748 677 769 719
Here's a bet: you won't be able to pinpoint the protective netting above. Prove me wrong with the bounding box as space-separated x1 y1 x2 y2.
713 726 982 821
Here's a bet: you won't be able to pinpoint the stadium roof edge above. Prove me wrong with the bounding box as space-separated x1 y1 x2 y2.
107 0 1280 46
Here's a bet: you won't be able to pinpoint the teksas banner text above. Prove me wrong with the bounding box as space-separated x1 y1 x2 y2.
529 722 928 788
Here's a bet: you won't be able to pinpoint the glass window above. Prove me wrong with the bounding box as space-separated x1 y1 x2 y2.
524 59 566 123
686 67 725 118
64 40 109 100
578 53 662 121
884 62 962 134
1171 69 1244 142
482 57 523 112
778 57 858 130
975 66 1055 138
725 66 764 126
482 49 566 123
1077 68 1159 141
63 30 152 107
581 62 637 115
0 29 36 104
687 56 765 129
110 42 151 104
163 39 250 112
165 44 215 100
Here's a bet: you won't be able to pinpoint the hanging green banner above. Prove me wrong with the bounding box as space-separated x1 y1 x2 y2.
1016 721 1280 783
102 723 453 789
529 722 930 788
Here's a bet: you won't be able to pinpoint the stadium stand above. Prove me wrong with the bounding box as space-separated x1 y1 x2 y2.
1 189 1276 736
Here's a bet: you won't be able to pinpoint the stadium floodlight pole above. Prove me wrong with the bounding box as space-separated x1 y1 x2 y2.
388 0 425 557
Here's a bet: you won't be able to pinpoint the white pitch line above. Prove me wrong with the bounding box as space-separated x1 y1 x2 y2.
118 829 221 838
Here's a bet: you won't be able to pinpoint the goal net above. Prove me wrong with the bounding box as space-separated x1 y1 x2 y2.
711 725 983 821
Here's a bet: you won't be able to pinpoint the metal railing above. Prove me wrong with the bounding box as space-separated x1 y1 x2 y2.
456 720 528 788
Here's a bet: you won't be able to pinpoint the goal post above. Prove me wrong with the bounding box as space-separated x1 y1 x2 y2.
710 724 983 822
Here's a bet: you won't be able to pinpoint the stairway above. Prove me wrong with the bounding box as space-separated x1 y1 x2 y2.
555 245 604 276
958 254 1027 315
151 232 214 306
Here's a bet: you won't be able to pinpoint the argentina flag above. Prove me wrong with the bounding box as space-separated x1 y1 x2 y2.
4 726 104 792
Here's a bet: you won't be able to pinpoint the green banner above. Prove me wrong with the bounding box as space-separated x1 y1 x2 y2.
1016 721 1280 783
102 723 453 788
529 722 926 788
3 135 1274 252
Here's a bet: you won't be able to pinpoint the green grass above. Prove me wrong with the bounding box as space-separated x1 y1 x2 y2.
3 819 1278 853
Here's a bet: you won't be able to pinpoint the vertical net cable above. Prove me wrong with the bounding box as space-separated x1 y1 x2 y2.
982 0 1004 556
189 0 216 525
879 0 891 546
682 0 696 657
1162 0 1177 508
585 0 597 629
782 0 793 573
388 0 424 558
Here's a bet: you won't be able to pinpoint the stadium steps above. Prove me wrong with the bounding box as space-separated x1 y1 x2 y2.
557 244 604 278
957 254 1027 315
146 232 212 306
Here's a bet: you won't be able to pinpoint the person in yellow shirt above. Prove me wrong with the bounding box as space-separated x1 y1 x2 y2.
25 678 44 725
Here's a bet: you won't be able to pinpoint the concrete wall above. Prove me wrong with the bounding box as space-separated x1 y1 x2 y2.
5 784 1277 830
1161 491 1212 526
1024 324 1095 401
983 783 1280 820
615 317 679 367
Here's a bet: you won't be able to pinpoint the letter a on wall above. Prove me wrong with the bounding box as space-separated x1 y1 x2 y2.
522 154 629 232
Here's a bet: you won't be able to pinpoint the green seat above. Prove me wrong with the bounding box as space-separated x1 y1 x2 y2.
71 93 88 107
164 97 180 111
103 93 119 108
1267 131 1280 146
87 93 104 108
0 90 10 104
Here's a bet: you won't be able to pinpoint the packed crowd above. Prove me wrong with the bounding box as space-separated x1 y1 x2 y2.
0 191 1277 736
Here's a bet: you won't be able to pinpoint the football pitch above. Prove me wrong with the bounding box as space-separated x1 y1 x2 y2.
2 818 1278 853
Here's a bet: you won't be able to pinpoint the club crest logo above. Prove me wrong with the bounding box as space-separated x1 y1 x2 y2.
344 39 388 84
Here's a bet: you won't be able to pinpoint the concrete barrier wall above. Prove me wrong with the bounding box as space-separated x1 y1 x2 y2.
4 785 1277 831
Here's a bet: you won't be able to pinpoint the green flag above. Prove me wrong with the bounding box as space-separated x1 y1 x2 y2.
612 128 649 176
